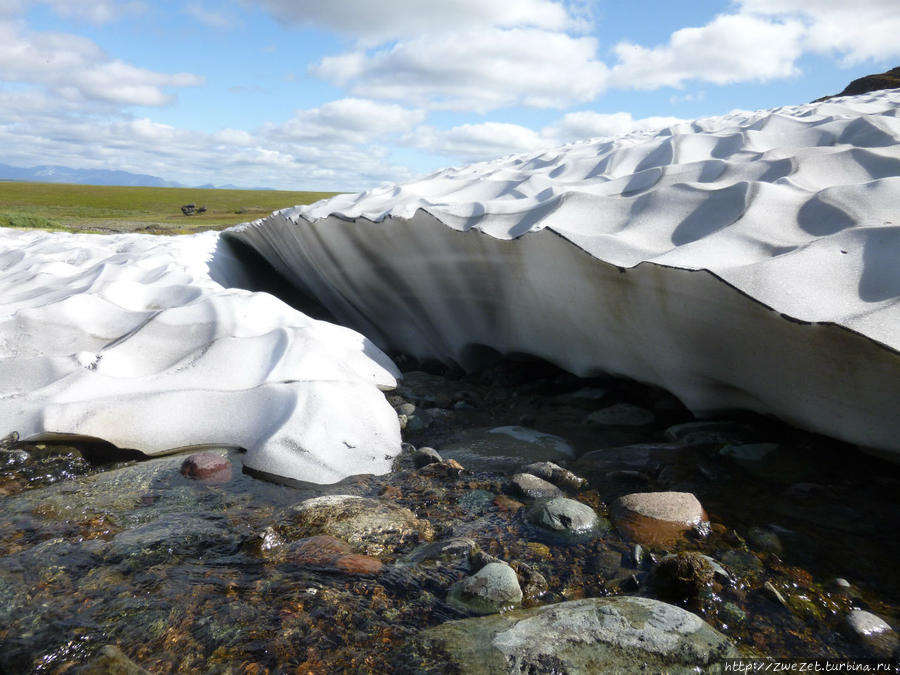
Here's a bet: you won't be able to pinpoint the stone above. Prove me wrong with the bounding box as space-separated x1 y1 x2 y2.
526 497 605 541
611 491 708 550
521 461 587 491
396 402 417 416
448 562 523 615
400 537 477 565
747 526 783 555
180 451 232 483
413 446 442 468
411 596 739 673
844 609 900 658
584 403 655 426
286 494 433 556
510 473 562 499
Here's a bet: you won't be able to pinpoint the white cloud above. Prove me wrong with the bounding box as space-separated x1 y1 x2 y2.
313 28 608 112
0 21 203 106
408 122 546 161
251 0 577 41
184 3 235 29
739 0 900 64
264 98 425 145
544 111 684 143
39 0 145 24
608 13 805 90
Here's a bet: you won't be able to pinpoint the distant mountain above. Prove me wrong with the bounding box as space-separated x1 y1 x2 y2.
0 163 277 190
0 163 184 188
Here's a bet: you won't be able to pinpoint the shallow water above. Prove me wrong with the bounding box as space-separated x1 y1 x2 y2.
1 364 898 673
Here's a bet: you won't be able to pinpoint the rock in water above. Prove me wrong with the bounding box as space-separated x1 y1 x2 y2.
0 229 401 485
448 562 523 615
410 596 739 673
611 491 708 550
228 90 900 460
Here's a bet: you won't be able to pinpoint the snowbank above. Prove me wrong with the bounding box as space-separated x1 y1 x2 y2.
0 228 401 484
229 90 900 457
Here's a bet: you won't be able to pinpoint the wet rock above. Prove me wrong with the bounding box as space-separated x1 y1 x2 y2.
584 403 655 426
333 553 384 575
412 596 739 673
417 458 465 478
611 491 708 550
594 550 625 579
244 525 284 557
510 473 562 499
286 494 433 556
747 526 783 555
719 602 747 627
413 446 442 468
664 421 754 446
651 552 714 607
720 443 779 462
180 451 232 483
843 609 900 657
73 644 151 674
448 562 522 615
526 497 606 542
719 550 764 579
396 402 417 416
400 537 477 565
521 461 587 491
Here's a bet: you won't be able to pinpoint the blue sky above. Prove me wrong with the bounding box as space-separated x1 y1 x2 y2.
1 0 898 190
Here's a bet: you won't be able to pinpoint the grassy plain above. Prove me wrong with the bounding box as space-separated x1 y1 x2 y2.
0 181 338 234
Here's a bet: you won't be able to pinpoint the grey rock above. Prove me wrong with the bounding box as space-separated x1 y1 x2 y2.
747 526 783 555
448 562 523 615
510 473 562 499
844 610 900 657
526 497 605 541
396 402 417 416
413 446 443 468
584 403 655 426
286 494 433 556
400 537 476 565
413 596 739 673
521 461 587 491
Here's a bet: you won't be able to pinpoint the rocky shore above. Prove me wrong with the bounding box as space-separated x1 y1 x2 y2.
1 357 899 673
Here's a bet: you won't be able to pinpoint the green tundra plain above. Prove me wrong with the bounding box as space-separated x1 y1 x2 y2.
0 181 338 234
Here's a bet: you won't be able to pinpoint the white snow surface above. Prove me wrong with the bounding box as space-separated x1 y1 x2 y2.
230 90 900 457
0 228 401 484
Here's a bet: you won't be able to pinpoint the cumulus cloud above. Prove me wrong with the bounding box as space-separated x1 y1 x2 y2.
265 98 425 145
608 14 805 90
406 112 686 163
739 0 900 64
251 0 577 41
313 28 608 112
0 21 203 106
545 111 684 143
408 122 546 161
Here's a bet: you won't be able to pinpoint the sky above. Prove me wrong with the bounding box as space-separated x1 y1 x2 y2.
1 0 899 191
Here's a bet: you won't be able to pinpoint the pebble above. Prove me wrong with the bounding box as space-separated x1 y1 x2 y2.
448 562 523 615
413 446 442 468
521 461 587 491
509 473 562 499
179 451 232 483
610 491 708 550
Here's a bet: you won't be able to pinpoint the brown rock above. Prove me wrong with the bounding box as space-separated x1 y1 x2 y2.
180 452 232 483
611 491 708 550
334 554 383 575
